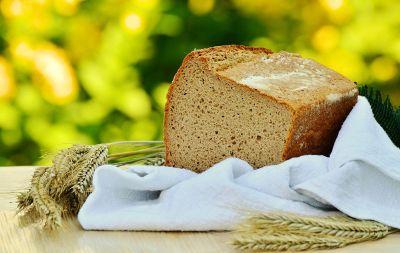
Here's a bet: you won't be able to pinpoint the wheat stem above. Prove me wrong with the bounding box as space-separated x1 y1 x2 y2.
105 140 164 146
107 146 165 160
113 153 165 166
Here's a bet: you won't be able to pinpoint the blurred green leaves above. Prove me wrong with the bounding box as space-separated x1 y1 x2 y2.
0 0 400 165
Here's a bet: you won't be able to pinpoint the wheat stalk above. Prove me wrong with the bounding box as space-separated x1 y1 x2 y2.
243 213 391 236
16 141 165 230
232 212 398 251
29 166 63 230
233 234 346 251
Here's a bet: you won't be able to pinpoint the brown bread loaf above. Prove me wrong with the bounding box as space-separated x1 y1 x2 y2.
164 45 358 172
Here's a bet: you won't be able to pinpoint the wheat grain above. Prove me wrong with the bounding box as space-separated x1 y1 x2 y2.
16 191 33 212
28 166 63 230
71 144 108 206
232 234 345 251
52 144 91 168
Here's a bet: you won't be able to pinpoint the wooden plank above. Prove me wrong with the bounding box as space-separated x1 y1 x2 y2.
0 211 235 253
0 166 34 211
0 166 399 253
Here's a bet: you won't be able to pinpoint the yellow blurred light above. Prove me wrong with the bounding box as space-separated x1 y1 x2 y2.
152 82 170 108
391 41 400 63
0 0 25 17
370 57 398 82
11 40 78 105
43 123 92 151
32 45 78 104
15 84 44 114
188 0 214 16
123 13 143 32
312 25 340 52
79 60 114 100
31 9 52 32
319 0 351 24
26 116 92 153
0 57 16 100
385 91 400 107
232 0 289 17
129 119 157 140
9 0 23 15
24 116 50 143
66 17 101 61
0 102 20 130
136 0 159 10
9 39 38 70
15 42 33 58
34 0 48 4
250 37 278 51
10 40 36 66
68 100 110 125
320 0 343 10
54 0 82 16
116 88 152 119
329 3 353 24
320 50 367 83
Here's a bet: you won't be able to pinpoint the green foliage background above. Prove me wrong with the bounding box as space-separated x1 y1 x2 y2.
0 0 399 165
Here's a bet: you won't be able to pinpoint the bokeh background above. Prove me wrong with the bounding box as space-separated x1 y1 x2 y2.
0 0 399 165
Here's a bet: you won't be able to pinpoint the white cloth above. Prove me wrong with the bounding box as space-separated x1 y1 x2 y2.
78 96 400 231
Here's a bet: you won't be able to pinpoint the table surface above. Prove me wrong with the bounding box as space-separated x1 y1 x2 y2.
1 166 399 253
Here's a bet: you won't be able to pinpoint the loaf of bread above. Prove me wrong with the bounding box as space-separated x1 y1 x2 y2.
164 45 358 172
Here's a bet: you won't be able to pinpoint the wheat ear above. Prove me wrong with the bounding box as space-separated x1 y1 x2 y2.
17 141 165 230
232 212 398 251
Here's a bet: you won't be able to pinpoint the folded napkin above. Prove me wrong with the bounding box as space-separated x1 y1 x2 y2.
78 96 400 231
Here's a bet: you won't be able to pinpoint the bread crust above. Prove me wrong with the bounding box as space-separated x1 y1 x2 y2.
283 94 358 159
164 45 357 168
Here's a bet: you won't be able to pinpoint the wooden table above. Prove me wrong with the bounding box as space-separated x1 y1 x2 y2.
1 166 399 253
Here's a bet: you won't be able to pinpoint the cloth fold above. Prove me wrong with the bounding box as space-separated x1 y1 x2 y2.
78 96 400 231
